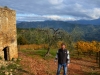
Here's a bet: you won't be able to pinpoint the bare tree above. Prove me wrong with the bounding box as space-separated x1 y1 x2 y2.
38 28 72 56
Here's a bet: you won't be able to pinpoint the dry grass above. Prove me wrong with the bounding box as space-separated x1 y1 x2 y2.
18 44 48 50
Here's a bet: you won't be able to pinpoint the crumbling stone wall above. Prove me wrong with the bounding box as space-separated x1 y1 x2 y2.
0 7 18 60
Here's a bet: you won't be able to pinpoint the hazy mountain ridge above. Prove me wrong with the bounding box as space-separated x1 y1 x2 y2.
17 20 100 41
17 18 100 26
68 18 100 25
17 21 76 32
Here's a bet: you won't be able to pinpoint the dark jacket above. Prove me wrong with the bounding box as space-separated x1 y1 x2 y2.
55 48 70 64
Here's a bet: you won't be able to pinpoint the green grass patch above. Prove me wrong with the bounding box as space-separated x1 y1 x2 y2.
0 72 5 75
0 65 6 70
7 63 17 70
20 49 57 59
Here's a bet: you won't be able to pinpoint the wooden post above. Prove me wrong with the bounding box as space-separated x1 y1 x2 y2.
99 51 100 68
96 52 99 63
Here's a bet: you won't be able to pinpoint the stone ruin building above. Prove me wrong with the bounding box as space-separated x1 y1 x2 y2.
0 7 18 60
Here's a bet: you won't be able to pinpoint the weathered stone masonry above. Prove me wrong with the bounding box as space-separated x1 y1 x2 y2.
0 7 18 60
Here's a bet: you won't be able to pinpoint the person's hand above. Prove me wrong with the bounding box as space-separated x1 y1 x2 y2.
54 60 57 65
67 64 70 67
55 62 57 65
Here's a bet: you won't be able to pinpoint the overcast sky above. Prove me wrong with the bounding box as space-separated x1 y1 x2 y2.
0 0 100 21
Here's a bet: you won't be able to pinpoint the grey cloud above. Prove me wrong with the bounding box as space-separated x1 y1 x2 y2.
0 0 100 21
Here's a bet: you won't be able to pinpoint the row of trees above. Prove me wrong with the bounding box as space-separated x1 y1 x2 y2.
17 28 73 56
75 41 100 67
75 41 100 53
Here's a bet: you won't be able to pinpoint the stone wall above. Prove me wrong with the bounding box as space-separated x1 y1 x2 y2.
0 7 18 60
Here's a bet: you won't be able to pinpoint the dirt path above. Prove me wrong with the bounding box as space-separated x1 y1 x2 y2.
19 52 100 75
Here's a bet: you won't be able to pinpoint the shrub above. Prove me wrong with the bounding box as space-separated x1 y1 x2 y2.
7 63 17 70
17 36 28 45
0 65 6 70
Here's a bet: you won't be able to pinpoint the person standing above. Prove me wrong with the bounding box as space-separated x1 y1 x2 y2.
55 43 70 75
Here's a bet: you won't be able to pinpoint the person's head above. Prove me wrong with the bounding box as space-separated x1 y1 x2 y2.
61 43 66 50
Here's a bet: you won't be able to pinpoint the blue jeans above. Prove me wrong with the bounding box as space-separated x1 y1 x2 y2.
56 63 67 75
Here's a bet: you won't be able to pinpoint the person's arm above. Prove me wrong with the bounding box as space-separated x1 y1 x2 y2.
55 50 58 62
67 50 70 64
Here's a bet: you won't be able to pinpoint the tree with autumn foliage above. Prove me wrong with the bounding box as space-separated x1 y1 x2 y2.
75 41 100 56
75 41 100 67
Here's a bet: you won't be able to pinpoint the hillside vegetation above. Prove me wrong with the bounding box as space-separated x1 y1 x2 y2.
17 21 100 41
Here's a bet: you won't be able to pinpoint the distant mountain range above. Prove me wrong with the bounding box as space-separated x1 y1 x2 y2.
16 19 100 32
17 21 76 31
17 18 100 26
68 18 100 25
17 19 100 41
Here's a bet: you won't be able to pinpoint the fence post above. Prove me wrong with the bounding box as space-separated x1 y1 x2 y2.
99 51 100 68
96 52 98 63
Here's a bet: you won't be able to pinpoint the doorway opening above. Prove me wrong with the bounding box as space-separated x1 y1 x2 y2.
3 47 10 61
